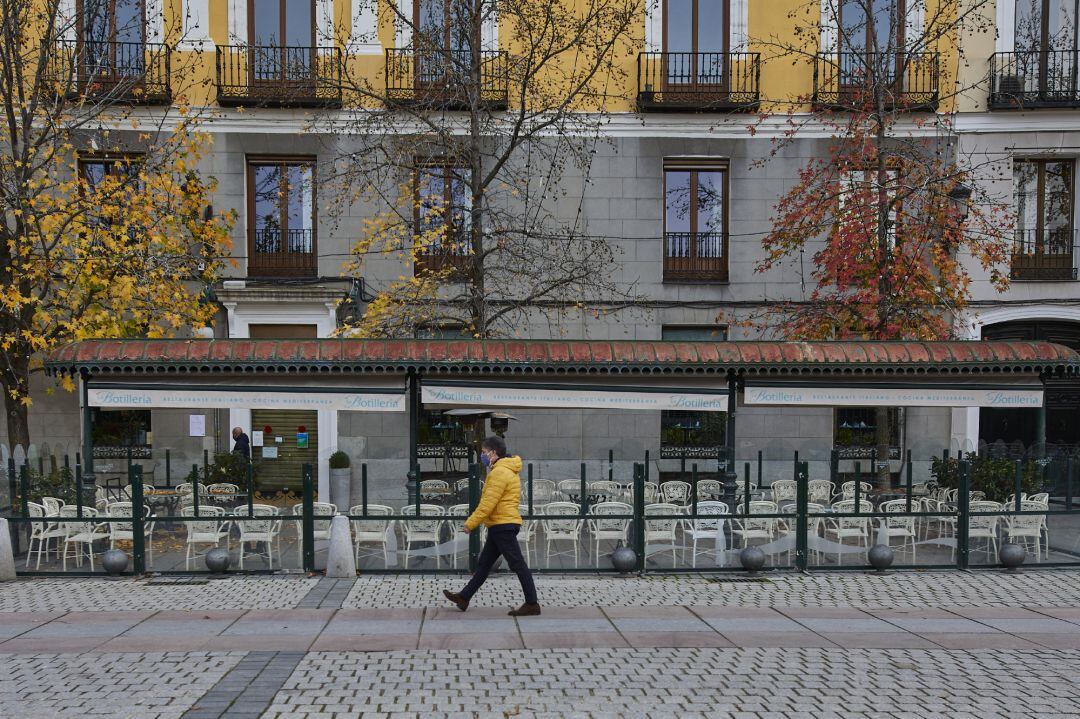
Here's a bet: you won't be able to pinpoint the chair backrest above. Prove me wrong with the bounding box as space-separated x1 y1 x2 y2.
587 501 632 533
349 504 393 534
420 479 449 492
807 480 834 503
107 501 147 533
399 504 443 535
454 478 470 493
881 499 916 528
644 503 680 534
557 479 582 496
542 501 582 534
832 499 873 512
841 481 874 497
41 497 64 515
207 483 240 494
660 481 691 504
692 500 729 531
182 504 226 535
589 481 622 498
770 480 797 501
970 491 986 501
969 500 1003 530
530 479 557 502
58 505 98 535
234 504 280 534
27 502 45 519
1029 492 1049 503
696 480 722 498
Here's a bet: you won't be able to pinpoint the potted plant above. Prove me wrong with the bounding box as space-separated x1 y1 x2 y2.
329 450 351 508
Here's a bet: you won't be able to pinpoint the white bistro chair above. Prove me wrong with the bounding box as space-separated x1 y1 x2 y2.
59 506 109 571
541 501 584 568
349 504 394 568
292 502 337 560
234 505 282 569
107 502 155 564
182 505 230 570
686 501 729 568
399 504 444 568
643 503 681 565
586 501 633 562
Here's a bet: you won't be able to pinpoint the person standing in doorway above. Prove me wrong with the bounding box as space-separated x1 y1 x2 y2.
444 436 540 616
231 426 251 461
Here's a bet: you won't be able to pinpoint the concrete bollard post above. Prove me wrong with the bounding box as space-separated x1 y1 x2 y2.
325 514 356 578
0 518 16 581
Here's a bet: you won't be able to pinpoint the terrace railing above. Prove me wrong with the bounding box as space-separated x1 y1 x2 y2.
636 52 760 111
216 45 342 107
1010 228 1077 281
385 48 509 110
813 51 939 110
990 50 1080 108
46 39 171 104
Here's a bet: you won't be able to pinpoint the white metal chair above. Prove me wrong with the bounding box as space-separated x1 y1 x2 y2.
731 500 778 550
968 501 1004 561
59 506 109 571
399 504 444 568
349 504 394 567
770 479 797 503
696 479 723 500
527 479 557 504
880 499 917 562
106 502 155 563
24 503 50 569
1029 492 1049 504
182 505 230 570
629 481 660 505
841 481 874 499
643 503 681 565
234 504 282 569
291 502 336 559
420 479 449 493
660 481 692 505
556 479 583 501
686 501 729 568
586 501 632 562
588 481 623 500
824 499 873 565
1004 500 1047 562
541 501 583 568
517 503 537 564
445 503 472 569
40 497 64 516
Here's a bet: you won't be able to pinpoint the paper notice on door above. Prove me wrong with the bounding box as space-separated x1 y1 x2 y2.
188 414 206 437
262 446 278 459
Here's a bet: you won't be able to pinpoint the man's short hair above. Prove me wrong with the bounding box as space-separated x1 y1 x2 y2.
481 435 507 458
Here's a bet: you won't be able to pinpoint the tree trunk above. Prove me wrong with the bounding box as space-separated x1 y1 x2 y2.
874 406 890 490
2 379 31 450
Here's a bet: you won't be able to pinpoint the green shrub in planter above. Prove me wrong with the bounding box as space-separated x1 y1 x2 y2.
930 452 1041 503
329 451 351 469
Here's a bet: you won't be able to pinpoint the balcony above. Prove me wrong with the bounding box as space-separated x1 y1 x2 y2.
46 39 171 104
385 49 509 110
636 52 760 111
216 45 342 107
990 51 1080 109
663 232 727 282
1010 228 1078 281
414 241 472 276
249 229 317 278
813 52 939 110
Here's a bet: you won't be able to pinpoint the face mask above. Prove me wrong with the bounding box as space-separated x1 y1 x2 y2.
480 453 491 467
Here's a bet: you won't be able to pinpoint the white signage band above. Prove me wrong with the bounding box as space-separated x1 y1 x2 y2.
88 388 407 412
744 385 1043 408
422 385 729 411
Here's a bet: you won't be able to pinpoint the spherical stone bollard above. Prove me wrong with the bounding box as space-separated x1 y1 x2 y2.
867 544 894 574
101 549 129 575
739 546 766 575
1000 542 1026 572
610 544 637 574
205 547 231 574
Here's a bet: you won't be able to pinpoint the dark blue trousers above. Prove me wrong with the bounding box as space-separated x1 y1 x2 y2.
460 524 538 604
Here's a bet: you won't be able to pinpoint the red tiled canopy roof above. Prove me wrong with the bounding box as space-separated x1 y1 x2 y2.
44 339 1080 377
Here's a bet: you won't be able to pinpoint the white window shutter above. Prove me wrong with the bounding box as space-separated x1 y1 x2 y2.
316 0 334 48
820 0 837 54
996 0 1015 53
904 0 925 52
482 3 498 52
396 0 412 47
351 0 381 52
229 0 247 45
645 0 662 53
730 0 748 53
145 0 164 43
178 0 214 50
56 0 76 42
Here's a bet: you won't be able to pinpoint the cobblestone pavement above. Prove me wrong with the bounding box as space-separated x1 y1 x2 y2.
0 652 244 719
344 569 1080 609
0 577 318 612
263 647 1080 718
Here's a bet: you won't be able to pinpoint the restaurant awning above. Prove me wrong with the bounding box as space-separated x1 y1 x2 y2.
743 378 1044 408
421 379 729 411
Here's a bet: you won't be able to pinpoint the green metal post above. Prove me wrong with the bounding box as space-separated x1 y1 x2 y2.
1014 460 1023 512
1067 456 1074 512
527 463 534 516
361 463 368 514
7 457 17 511
19 465 29 518
38 455 44 477
957 460 970 570
468 463 480 571
905 449 913 513
75 460 83 518
743 462 751 510
126 446 132 478
202 449 209 484
130 464 145 574
191 465 200 517
854 462 862 509
757 450 763 489
579 462 587 516
830 448 839 488
165 449 171 488
302 463 315 573
608 450 613 482
644 450 650 484
633 463 645 573
795 460 809 572
414 463 421 514
246 461 254 516
691 464 698 517
726 374 737 480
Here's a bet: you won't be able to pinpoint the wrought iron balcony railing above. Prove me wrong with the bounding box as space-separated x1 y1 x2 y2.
46 39 171 103
385 49 509 110
990 51 1080 108
663 232 727 282
249 228 317 277
813 52 939 110
636 52 760 111
414 239 473 275
1010 228 1078 281
216 45 342 107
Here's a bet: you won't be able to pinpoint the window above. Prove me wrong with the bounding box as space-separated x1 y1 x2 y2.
1012 159 1075 279
78 155 142 234
1015 0 1077 54
91 409 151 448
250 0 316 83
663 0 729 86
663 159 727 282
838 168 900 249
839 0 904 53
660 325 727 458
414 161 473 273
80 0 145 77
833 407 901 458
247 158 317 277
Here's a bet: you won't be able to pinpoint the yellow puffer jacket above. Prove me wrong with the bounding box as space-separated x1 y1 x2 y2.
464 455 523 531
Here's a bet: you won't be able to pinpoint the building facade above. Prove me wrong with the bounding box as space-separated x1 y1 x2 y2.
7 0 1079 499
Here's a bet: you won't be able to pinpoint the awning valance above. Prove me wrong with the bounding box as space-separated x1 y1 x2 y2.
86 382 406 412
743 379 1044 408
422 379 729 411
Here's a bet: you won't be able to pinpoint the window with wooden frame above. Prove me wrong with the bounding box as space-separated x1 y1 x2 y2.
247 157 317 278
662 158 728 282
249 0 317 84
836 0 906 90
838 167 901 250
833 407 902 459
79 0 145 77
414 161 473 274
78 154 142 235
1012 158 1076 280
662 0 729 87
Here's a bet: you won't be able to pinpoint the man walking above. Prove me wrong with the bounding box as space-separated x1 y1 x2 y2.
231 426 251 461
444 436 540 616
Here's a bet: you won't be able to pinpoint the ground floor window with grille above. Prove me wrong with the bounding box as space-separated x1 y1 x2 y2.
663 159 728 282
91 408 151 459
833 407 902 460
1011 158 1076 281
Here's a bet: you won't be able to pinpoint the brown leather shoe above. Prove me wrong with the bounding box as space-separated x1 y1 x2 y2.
508 602 541 617
443 590 469 612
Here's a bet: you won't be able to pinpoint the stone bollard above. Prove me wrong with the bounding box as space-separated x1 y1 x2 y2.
0 518 16 581
325 514 356 578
